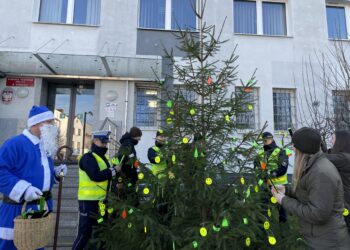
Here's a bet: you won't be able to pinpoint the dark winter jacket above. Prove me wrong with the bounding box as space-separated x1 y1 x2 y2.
326 152 350 234
326 153 350 209
116 132 138 185
282 152 350 249
79 143 112 182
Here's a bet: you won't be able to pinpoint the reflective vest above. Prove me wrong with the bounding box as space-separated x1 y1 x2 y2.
150 146 167 179
258 147 288 185
78 152 111 201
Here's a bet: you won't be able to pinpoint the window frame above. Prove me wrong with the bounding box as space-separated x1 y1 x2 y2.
35 0 101 26
326 4 350 40
235 87 260 131
138 0 198 31
134 84 161 129
332 90 350 130
272 88 296 132
233 0 290 37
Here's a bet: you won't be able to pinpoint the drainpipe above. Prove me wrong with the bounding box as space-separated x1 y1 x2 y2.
124 80 129 134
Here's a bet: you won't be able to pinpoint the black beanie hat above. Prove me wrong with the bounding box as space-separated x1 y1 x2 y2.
129 127 142 138
292 127 321 154
262 132 273 139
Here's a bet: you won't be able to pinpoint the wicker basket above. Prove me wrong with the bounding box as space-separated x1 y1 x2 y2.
13 201 55 250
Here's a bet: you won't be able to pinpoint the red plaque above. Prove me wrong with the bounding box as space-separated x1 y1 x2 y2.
6 77 35 87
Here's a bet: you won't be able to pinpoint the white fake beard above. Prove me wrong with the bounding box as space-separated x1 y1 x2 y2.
40 124 59 157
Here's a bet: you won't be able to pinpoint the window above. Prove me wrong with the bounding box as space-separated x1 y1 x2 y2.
332 90 350 129
39 0 68 23
233 0 287 36
262 2 286 36
135 88 159 127
139 0 196 30
273 89 295 131
236 87 260 129
38 0 101 25
78 129 81 136
326 6 347 39
234 0 257 34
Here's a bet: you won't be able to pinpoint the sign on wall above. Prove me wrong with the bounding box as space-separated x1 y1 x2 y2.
105 102 117 119
6 77 35 87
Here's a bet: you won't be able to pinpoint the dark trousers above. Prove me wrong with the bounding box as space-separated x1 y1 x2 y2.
72 200 99 250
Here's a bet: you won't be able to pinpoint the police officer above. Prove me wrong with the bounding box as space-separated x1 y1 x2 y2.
72 131 120 250
148 129 167 179
258 131 289 222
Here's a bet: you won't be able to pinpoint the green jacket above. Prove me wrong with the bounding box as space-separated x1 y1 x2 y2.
282 152 350 249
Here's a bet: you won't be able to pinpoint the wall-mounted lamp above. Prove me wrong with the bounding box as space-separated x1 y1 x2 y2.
16 87 29 98
106 90 119 101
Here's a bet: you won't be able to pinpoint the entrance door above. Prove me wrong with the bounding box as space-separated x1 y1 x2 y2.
47 80 94 158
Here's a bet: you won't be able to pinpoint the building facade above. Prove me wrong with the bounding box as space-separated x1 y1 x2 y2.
0 0 349 164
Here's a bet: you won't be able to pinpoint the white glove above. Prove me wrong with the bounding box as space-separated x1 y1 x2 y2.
24 186 43 202
55 164 67 178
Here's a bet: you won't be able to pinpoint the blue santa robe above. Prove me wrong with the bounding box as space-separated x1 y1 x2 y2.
0 129 55 250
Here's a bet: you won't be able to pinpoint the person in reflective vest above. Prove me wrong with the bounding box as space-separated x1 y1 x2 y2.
258 131 290 222
148 129 167 179
72 131 121 250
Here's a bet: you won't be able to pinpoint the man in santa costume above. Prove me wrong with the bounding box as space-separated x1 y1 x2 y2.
0 106 67 250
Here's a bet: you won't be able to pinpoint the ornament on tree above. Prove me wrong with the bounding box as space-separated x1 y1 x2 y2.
190 108 196 115
192 241 198 248
121 209 127 219
244 87 252 93
169 109 175 115
207 76 212 85
128 223 132 228
240 177 245 185
258 179 264 186
182 137 189 144
194 147 199 158
225 114 230 122
254 185 259 193
268 236 277 245
267 208 272 217
212 225 221 232
263 221 270 230
166 100 173 108
172 154 176 163
107 207 114 214
199 227 207 237
343 208 349 216
144 226 147 233
143 187 150 195
155 156 161 163
138 172 144 180
247 104 253 111
167 118 173 124
270 197 277 204
205 177 213 185
245 237 251 247
221 217 229 228
243 217 248 225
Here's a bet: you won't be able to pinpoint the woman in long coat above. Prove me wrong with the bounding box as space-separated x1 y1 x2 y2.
272 127 350 250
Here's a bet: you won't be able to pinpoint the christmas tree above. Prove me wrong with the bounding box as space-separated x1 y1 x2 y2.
95 2 302 249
